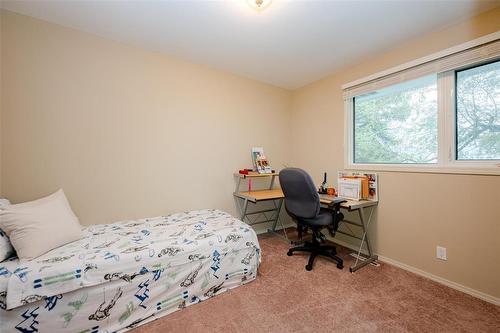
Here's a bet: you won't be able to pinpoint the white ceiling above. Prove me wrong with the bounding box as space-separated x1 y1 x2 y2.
2 0 498 89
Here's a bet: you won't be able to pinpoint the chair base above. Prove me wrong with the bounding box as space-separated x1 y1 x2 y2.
287 241 344 271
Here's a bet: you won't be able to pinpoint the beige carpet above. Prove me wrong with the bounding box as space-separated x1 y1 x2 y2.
132 233 500 332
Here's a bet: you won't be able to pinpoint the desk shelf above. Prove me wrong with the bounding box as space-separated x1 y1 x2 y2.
319 194 378 210
234 189 284 203
234 172 279 179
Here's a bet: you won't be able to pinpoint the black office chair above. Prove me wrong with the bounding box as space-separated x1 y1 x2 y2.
279 168 345 271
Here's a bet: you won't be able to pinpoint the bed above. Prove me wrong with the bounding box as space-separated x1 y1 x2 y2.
0 209 260 332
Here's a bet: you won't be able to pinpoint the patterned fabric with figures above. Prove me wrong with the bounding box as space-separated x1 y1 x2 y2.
0 209 260 332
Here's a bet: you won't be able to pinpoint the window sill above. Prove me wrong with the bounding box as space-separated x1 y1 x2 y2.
345 163 500 176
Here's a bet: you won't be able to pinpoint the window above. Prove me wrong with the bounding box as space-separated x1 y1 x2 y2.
343 35 500 174
456 60 500 160
354 75 437 164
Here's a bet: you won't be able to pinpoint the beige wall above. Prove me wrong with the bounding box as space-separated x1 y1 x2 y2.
0 10 291 225
290 7 500 299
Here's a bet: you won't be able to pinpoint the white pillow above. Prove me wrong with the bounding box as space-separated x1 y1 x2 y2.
0 229 15 262
0 199 10 210
0 190 84 260
0 199 15 261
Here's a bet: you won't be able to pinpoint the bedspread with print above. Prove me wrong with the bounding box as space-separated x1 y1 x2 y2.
2 209 260 310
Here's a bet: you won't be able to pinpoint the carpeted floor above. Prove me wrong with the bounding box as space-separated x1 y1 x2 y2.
132 233 500 333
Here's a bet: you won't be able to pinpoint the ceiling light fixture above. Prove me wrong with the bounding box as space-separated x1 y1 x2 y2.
248 0 272 11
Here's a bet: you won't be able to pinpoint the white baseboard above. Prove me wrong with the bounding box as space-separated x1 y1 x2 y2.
377 255 500 306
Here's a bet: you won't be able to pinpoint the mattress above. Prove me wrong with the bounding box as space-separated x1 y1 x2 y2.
0 209 260 332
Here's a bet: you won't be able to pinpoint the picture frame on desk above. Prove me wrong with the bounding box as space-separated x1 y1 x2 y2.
251 147 273 174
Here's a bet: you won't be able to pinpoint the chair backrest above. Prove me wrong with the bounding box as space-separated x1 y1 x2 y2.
279 168 320 219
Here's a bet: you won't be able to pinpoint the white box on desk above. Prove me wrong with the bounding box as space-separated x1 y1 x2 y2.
338 178 362 200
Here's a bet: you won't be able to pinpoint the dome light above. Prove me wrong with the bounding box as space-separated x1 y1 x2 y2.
247 0 272 11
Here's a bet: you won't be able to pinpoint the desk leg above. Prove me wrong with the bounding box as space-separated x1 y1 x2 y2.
235 177 241 193
267 198 289 242
240 198 249 222
269 174 276 189
269 198 282 231
350 207 378 273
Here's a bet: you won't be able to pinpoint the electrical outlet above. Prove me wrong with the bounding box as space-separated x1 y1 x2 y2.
436 246 447 260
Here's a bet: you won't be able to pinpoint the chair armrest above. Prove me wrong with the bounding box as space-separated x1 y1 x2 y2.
327 198 346 210
325 198 346 236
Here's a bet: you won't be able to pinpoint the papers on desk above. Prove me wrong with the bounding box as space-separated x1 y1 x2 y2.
338 178 363 200
338 171 378 201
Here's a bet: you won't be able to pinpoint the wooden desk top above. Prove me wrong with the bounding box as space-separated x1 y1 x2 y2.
234 189 377 210
234 189 284 202
319 194 378 210
235 172 278 179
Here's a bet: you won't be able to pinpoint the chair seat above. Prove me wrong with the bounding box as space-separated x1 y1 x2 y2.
299 208 333 227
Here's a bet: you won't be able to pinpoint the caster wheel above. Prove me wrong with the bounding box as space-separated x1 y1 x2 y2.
305 264 313 271
287 251 293 256
337 263 344 270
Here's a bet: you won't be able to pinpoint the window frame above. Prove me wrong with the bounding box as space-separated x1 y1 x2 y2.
345 66 500 175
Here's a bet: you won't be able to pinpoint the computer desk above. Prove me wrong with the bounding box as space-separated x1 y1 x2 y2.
320 195 378 272
233 173 288 241
234 177 379 271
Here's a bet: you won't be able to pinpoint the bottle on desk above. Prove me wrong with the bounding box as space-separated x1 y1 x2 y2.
319 172 328 194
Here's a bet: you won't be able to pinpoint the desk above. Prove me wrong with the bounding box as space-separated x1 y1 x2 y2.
320 194 378 272
233 174 287 240
234 179 379 272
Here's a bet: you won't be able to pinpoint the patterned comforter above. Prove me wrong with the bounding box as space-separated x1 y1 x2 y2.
0 209 260 332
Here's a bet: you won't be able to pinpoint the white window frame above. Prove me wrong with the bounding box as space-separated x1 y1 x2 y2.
343 33 500 176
